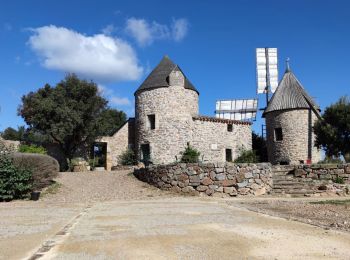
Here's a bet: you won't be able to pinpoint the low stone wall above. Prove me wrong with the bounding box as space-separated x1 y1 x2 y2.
293 164 350 181
134 163 272 197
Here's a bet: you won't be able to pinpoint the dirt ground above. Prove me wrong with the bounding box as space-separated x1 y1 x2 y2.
1 170 350 259
231 198 350 232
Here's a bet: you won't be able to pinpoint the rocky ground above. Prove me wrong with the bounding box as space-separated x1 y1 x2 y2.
232 198 350 232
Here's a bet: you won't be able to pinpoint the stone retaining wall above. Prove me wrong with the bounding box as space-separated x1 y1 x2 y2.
292 164 350 181
134 163 272 197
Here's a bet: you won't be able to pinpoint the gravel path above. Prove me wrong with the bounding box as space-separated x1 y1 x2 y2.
42 170 175 204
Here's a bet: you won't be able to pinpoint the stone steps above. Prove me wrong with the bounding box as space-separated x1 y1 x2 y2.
271 170 318 196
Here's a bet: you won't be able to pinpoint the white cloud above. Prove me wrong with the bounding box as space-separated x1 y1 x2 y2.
125 18 188 46
110 96 131 106
28 25 143 82
101 24 117 35
172 18 188 42
98 84 131 107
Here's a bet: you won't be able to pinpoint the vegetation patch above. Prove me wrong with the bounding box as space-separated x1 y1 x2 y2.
310 199 350 205
41 181 62 196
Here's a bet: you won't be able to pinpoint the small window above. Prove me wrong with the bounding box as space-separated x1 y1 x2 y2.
274 128 283 141
147 114 155 130
225 149 232 162
227 124 233 132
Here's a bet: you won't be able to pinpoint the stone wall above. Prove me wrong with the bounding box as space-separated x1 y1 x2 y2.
292 164 350 184
134 163 272 197
266 109 321 164
99 119 135 170
192 118 252 162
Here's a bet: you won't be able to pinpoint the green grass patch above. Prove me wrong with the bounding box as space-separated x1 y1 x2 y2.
42 181 62 196
310 199 350 205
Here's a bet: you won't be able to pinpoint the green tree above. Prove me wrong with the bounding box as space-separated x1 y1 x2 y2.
313 96 350 162
252 132 268 162
19 74 126 160
96 108 127 136
1 126 25 141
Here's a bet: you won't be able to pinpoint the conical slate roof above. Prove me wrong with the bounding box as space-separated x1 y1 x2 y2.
135 56 199 95
263 68 320 117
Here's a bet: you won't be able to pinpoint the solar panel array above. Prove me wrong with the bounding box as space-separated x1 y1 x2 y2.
215 99 258 121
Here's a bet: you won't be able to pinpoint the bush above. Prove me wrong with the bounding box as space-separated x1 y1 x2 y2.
18 144 47 154
180 144 200 163
0 143 32 200
119 149 137 165
318 156 343 164
334 176 345 184
12 153 59 190
234 148 259 163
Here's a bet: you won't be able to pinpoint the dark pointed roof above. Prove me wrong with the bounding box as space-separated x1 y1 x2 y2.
135 56 199 95
263 68 321 117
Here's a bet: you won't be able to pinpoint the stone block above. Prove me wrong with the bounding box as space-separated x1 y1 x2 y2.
206 188 214 196
223 187 235 194
171 180 178 186
215 173 226 181
238 187 250 195
178 174 189 182
254 187 266 196
216 167 224 173
190 175 200 183
222 179 236 187
201 177 213 186
216 186 224 192
236 172 245 183
237 180 248 188
209 185 218 190
250 183 259 191
196 185 208 192
255 179 262 185
244 172 253 179
209 171 216 180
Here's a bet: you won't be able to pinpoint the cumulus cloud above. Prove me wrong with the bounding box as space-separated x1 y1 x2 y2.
28 25 143 82
98 84 131 107
125 18 188 46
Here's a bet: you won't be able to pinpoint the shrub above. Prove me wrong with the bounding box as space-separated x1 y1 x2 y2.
12 153 59 190
0 143 32 200
334 176 345 184
180 144 200 163
119 149 137 165
318 156 343 164
18 144 47 154
234 148 259 163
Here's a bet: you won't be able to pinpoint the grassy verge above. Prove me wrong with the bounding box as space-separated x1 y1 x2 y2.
41 182 62 196
310 199 350 205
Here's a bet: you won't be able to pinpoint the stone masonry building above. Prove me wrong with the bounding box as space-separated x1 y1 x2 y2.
263 66 321 165
101 56 252 170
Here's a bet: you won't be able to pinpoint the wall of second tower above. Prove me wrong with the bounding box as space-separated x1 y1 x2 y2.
265 109 321 164
135 71 199 164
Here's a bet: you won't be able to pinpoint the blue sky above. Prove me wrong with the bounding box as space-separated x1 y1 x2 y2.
1 0 350 134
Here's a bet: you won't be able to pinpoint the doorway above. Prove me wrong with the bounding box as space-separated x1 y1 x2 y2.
141 144 151 165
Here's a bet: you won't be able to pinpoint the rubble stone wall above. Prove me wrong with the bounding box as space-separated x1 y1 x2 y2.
266 109 321 164
192 119 252 162
134 163 272 197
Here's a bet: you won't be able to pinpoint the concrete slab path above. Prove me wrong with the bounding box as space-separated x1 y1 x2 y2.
29 198 350 259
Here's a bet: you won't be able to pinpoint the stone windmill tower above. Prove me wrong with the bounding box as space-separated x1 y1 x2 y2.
134 56 199 164
263 63 321 164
